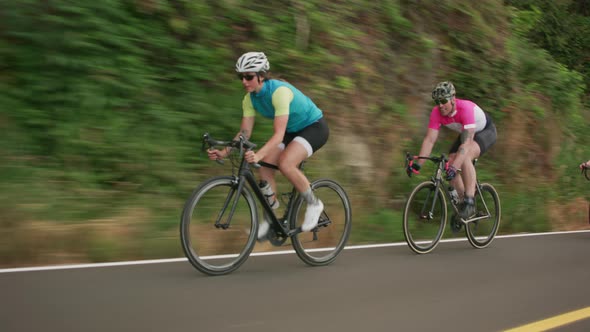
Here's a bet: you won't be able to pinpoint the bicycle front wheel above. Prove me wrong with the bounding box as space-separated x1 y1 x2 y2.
465 183 501 249
290 179 352 266
403 182 447 254
180 176 257 276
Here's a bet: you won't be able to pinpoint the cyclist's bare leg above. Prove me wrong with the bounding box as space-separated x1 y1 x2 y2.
256 145 282 239
448 153 465 200
259 144 282 199
279 139 324 231
277 141 309 193
458 142 480 197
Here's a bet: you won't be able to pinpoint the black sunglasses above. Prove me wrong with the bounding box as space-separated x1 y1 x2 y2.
434 98 449 105
237 73 256 81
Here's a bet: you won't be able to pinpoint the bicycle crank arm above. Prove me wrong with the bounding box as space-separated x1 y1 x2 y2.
460 214 489 224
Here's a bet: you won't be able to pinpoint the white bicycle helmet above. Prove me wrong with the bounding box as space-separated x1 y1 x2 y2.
235 52 270 73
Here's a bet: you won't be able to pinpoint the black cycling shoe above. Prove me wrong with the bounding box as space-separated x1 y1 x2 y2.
460 197 476 221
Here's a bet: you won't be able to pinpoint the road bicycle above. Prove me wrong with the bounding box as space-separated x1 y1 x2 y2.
180 133 352 275
402 153 501 254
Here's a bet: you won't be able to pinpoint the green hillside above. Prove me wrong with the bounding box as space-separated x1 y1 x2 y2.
1 0 588 266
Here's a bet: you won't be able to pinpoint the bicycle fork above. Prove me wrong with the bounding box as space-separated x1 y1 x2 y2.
214 177 243 229
420 184 440 220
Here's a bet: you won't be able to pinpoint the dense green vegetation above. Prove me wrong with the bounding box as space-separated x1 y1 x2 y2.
1 0 588 266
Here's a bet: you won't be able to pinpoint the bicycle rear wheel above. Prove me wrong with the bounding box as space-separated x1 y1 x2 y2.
180 176 257 275
290 179 352 266
403 181 447 254
465 183 501 249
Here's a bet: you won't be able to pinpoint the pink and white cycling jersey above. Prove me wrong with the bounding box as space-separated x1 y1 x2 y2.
428 98 487 133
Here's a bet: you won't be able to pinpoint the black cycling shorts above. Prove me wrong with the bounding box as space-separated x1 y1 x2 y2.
449 113 497 156
282 117 329 157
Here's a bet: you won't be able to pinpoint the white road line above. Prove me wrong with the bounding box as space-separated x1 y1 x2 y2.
1 229 588 274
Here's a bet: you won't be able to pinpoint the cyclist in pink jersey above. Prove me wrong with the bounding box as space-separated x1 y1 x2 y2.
407 81 497 221
580 160 590 169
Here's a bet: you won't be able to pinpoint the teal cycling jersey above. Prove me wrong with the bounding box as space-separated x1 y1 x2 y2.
242 79 323 133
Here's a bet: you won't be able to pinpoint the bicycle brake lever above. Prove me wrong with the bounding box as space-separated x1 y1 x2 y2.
202 132 215 152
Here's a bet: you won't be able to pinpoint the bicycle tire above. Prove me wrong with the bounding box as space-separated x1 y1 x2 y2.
290 179 352 266
465 183 501 249
403 181 447 254
180 176 258 276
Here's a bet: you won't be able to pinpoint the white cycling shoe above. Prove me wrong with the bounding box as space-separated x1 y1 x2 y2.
257 219 270 241
301 199 324 232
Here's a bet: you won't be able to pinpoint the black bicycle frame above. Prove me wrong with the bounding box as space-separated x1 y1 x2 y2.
204 132 331 237
219 155 304 237
415 154 491 222
429 160 457 218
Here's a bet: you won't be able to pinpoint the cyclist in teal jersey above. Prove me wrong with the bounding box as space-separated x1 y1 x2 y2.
207 52 329 240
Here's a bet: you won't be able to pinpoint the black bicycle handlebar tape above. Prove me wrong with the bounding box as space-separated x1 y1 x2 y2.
202 133 229 148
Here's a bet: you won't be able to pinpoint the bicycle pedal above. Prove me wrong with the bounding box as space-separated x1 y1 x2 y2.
450 216 463 233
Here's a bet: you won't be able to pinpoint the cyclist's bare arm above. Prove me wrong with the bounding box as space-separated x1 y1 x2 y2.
235 116 255 141
417 128 439 166
252 115 288 162
249 87 291 162
580 160 590 169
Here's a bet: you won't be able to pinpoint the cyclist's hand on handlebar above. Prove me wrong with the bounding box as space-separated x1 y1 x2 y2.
244 150 260 164
580 161 589 169
406 162 421 177
207 148 226 161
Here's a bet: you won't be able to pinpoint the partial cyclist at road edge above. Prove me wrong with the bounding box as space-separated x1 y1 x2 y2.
407 81 497 220
207 52 329 240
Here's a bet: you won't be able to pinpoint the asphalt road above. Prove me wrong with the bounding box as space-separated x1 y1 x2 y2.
1 231 590 332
